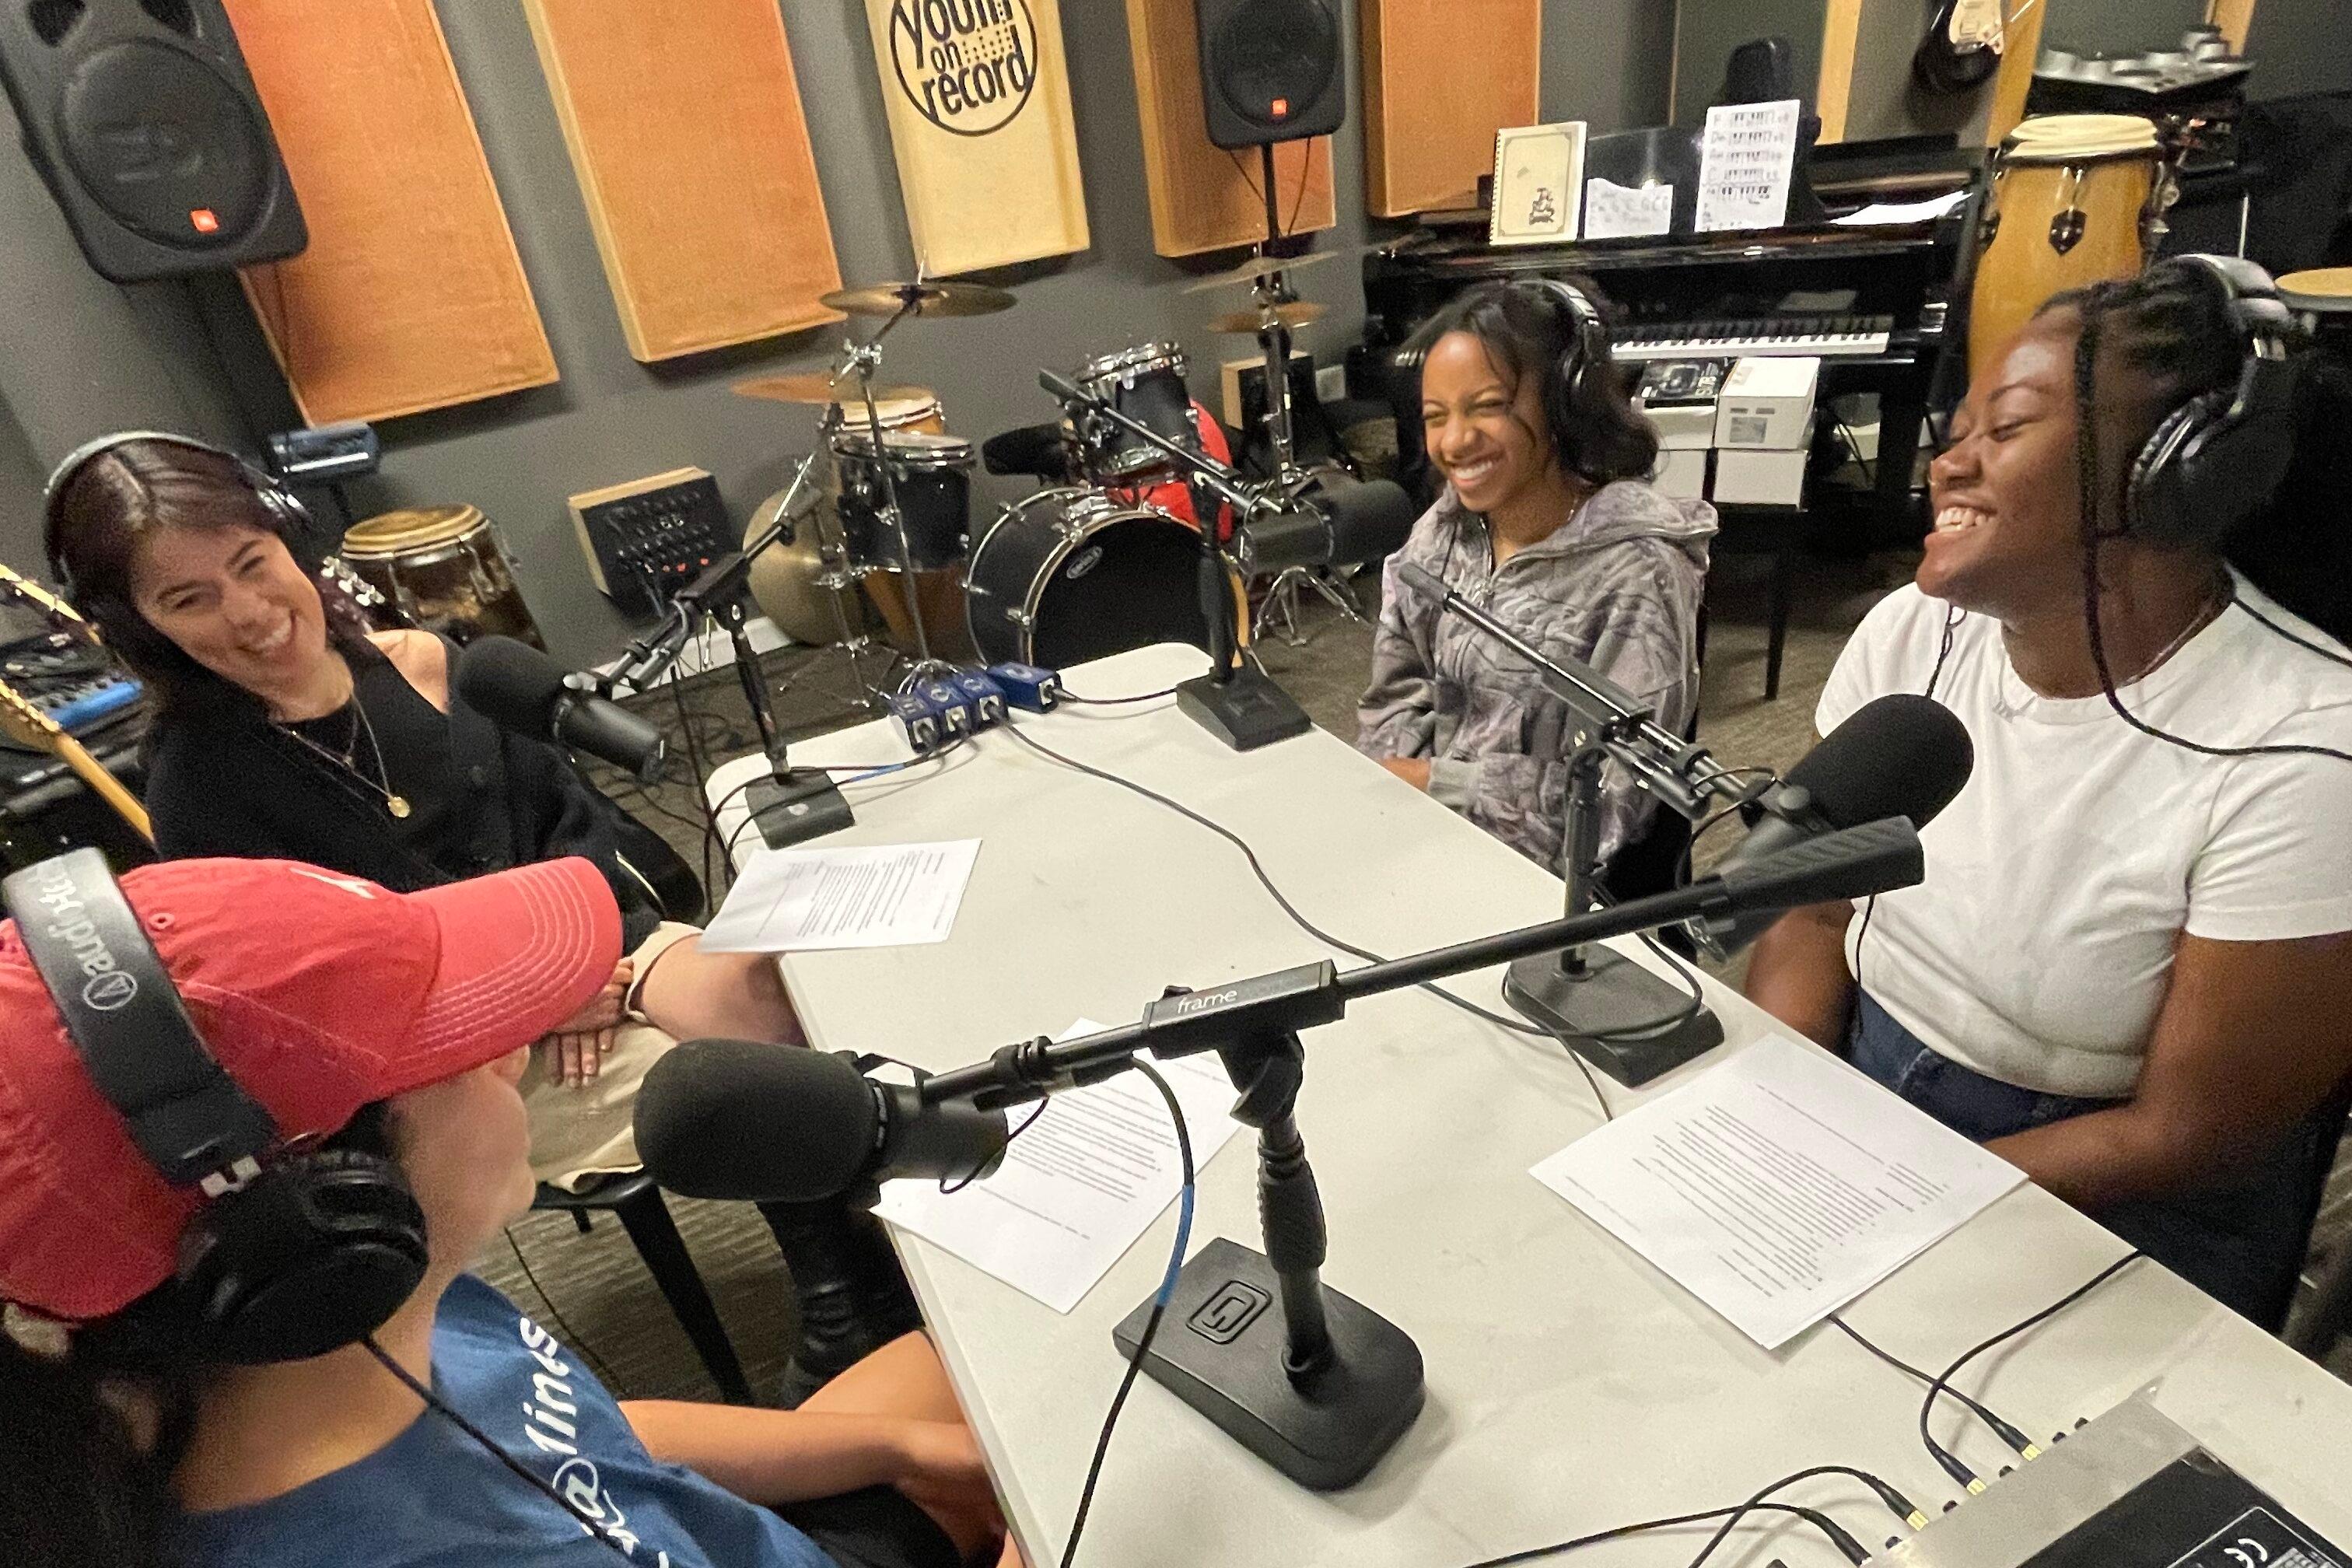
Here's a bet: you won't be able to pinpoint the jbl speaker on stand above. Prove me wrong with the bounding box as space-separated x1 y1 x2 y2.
0 0 305 282
1194 0 1346 150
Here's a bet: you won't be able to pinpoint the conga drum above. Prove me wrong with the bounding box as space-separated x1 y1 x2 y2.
338 505 547 649
822 394 974 661
1970 114 2170 382
2280 268 2352 364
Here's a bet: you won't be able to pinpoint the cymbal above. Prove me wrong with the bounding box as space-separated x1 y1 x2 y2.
731 372 933 407
1209 300 1329 334
1180 248 1343 296
819 280 1016 319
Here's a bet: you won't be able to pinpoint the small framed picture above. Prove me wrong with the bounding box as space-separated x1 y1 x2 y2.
1490 121 1587 247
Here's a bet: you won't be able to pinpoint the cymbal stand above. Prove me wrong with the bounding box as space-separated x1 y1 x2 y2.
832 294 936 671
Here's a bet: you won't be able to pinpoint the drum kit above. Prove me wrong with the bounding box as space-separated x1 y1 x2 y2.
725 248 1357 697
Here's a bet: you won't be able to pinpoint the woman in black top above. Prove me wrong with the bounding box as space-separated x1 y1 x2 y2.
46 434 912 1398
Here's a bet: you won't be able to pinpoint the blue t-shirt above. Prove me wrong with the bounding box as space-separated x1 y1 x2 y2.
175 1274 838 1568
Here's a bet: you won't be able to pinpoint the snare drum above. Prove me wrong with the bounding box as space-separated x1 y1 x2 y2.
338 505 546 649
1072 343 1199 483
964 488 1246 669
1970 114 2170 381
829 429 977 572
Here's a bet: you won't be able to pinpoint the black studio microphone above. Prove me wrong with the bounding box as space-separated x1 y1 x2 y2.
635 1040 1010 1203
454 635 667 786
1685 694 1973 957
1237 474 1416 576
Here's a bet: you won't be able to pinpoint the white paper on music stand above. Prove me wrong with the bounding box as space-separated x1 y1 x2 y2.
1531 1033 2024 1349
1583 177 1675 240
1696 99 1801 233
700 839 980 953
877 1021 1244 1313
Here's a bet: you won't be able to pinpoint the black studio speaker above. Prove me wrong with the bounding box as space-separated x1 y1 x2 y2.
1194 0 1346 150
0 0 305 282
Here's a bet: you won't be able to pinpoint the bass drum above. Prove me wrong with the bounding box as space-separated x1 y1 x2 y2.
964 489 1246 669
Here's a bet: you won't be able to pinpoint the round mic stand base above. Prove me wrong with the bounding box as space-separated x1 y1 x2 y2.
1502 950 1724 1088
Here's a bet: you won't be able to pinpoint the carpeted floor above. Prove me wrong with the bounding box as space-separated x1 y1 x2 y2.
476 547 2352 1405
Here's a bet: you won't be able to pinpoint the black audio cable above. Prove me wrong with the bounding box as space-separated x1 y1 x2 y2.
1454 1496 1871 1568
1916 1251 2144 1493
997 719 1626 1120
1829 1314 2037 1458
1060 1060 1192 1568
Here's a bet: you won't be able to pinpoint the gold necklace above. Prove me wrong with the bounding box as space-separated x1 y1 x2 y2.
279 700 411 819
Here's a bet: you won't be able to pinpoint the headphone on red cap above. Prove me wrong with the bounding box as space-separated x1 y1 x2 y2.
2 848 425 1363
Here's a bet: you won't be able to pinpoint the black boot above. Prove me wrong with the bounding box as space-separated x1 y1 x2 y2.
756 1197 921 1406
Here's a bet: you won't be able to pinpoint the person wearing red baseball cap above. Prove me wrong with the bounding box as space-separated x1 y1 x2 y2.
0 854 1013 1568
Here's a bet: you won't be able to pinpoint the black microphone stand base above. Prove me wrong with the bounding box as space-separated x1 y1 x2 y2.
1111 1236 1425 1491
1176 668 1313 753
742 769 856 850
1503 947 1725 1087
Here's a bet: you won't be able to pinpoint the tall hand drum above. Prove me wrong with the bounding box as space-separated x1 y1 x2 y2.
337 505 547 649
1969 114 2170 382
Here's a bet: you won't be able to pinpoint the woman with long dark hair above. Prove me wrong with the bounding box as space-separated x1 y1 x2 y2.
1745 257 2352 1326
1358 277 1714 877
44 434 911 1399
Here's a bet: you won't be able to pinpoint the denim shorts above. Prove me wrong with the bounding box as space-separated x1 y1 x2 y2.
1848 991 2333 1330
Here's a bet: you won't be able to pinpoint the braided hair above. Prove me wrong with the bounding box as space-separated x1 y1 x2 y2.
2034 267 2352 647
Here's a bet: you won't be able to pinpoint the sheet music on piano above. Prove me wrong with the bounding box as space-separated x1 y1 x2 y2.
1696 100 1800 233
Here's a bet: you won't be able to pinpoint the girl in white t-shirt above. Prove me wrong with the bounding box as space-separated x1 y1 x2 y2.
1745 258 2352 1327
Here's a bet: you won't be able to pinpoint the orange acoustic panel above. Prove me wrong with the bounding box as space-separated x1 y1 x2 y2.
1362 0 1541 217
223 0 558 425
523 0 845 361
1122 0 1336 258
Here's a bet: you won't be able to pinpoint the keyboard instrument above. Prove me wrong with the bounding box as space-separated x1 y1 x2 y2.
1354 135 1988 537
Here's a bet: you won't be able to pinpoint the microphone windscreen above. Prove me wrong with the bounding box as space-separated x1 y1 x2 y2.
982 423 1073 480
1790 695 1975 831
1395 561 1447 600
1319 476 1416 567
635 1040 880 1202
453 635 564 734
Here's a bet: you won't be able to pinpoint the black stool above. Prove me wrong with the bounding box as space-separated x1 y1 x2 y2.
533 1174 754 1405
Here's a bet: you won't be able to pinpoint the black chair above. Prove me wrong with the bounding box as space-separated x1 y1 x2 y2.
533 1173 755 1405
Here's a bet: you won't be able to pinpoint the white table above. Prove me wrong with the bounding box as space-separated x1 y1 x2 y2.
709 644 2352 1568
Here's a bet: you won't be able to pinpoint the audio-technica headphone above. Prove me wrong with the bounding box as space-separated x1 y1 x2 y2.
2121 254 2301 549
2 849 426 1364
41 430 315 600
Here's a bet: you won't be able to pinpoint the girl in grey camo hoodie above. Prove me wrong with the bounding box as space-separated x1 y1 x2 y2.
1357 278 1715 877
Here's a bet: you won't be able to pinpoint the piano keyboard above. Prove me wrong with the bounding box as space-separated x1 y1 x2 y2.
1612 314 1894 362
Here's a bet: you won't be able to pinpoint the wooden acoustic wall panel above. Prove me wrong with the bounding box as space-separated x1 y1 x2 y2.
522 0 844 362
1123 0 1336 258
1361 0 1539 217
223 0 558 425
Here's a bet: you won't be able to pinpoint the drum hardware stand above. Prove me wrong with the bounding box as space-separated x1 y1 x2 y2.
1252 565 1365 649
607 459 854 850
831 292 936 668
1038 369 1311 751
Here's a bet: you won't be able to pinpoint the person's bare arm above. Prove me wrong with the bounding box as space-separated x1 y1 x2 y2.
1990 931 2352 1208
1743 900 1859 1049
621 1402 986 1511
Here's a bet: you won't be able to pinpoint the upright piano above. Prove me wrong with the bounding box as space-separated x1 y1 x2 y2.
1356 138 1988 542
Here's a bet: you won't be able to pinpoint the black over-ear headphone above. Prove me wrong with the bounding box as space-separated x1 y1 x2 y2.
2 849 426 1363
1521 278 1617 474
2123 255 2301 549
41 430 315 600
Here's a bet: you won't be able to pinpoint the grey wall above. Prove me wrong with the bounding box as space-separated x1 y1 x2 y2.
0 0 1675 669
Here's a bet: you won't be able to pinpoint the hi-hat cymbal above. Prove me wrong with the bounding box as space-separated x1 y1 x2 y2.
1209 300 1329 334
820 280 1016 319
1180 248 1344 296
731 372 934 407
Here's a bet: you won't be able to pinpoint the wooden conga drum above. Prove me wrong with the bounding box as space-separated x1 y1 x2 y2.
338 505 548 649
1970 115 2169 382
